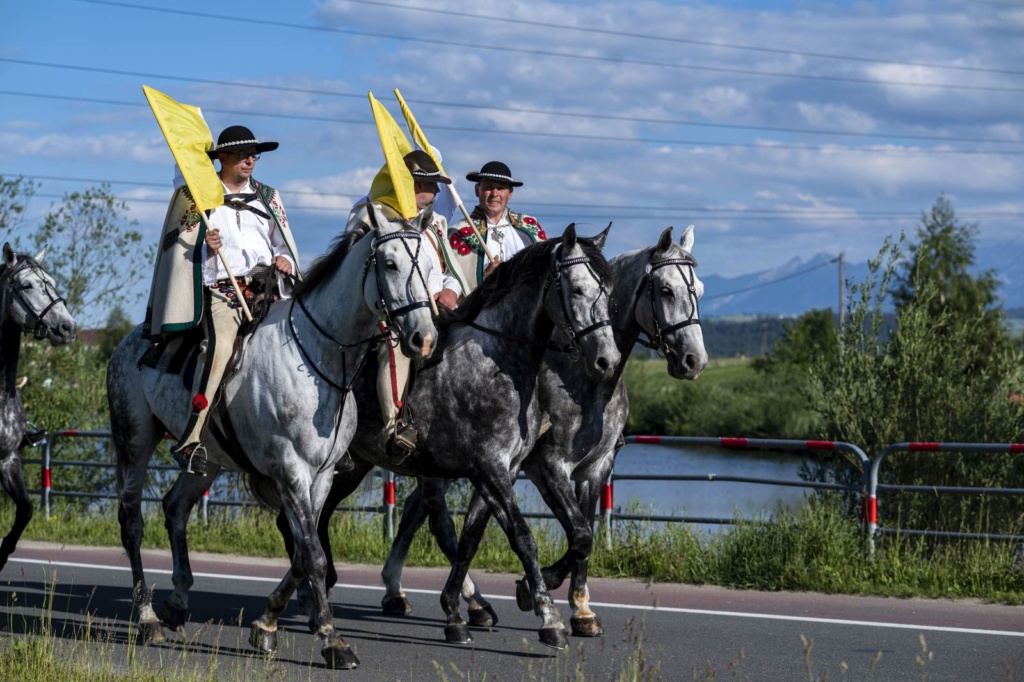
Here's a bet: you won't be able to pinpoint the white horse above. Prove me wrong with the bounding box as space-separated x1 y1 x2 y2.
107 205 437 669
0 243 76 572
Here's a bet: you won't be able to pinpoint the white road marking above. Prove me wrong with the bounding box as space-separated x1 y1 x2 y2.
10 557 1023 638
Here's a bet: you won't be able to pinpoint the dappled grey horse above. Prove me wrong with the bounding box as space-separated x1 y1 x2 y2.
0 243 76 572
341 226 707 638
280 225 620 648
107 205 437 669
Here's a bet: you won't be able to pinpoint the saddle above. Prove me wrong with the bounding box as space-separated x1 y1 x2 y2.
138 266 281 392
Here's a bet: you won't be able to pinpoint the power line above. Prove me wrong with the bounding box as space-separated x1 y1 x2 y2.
704 259 838 300
5 58 1021 147
68 1 1024 95
13 172 1024 219
4 89 1023 157
332 0 1024 79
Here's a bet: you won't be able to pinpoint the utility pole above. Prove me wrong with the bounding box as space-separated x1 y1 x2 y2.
836 252 845 330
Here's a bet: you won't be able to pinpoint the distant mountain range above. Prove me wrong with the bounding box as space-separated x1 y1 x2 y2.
702 246 1024 318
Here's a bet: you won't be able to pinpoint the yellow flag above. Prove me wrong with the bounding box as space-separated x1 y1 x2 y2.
368 92 417 220
142 85 223 213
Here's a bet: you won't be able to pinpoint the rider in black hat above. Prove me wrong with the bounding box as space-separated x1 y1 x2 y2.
144 125 301 476
448 161 546 292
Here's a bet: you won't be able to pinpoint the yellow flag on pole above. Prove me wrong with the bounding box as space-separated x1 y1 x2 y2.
394 89 441 169
368 92 417 220
142 85 223 213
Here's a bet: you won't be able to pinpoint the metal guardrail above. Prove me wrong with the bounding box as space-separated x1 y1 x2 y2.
868 441 1024 556
19 430 1024 556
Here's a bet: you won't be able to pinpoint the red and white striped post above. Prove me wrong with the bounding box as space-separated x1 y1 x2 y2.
202 489 209 524
600 473 613 551
383 469 396 540
41 435 52 521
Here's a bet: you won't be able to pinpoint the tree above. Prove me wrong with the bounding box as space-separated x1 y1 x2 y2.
97 305 136 360
27 184 153 327
893 194 1001 318
0 175 39 243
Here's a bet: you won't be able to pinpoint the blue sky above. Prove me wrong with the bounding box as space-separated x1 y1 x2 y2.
3 0 1024 324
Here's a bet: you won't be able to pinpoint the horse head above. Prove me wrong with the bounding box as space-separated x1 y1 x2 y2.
545 224 620 380
1 243 77 346
362 204 437 360
636 226 707 379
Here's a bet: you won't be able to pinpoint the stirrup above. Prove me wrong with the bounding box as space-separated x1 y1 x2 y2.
386 422 418 462
173 443 209 477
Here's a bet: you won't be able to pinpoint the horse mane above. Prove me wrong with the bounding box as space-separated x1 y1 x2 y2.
441 235 613 328
292 225 370 298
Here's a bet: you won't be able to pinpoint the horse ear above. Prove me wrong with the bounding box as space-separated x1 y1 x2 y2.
33 245 47 262
3 243 15 267
653 227 673 258
591 222 612 249
680 224 695 253
562 223 577 250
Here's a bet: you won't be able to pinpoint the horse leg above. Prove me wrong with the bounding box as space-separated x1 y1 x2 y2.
160 467 221 634
471 474 568 650
439 489 493 645
381 480 429 616
290 457 373 631
251 471 358 669
564 476 605 637
0 450 32 572
112 412 164 644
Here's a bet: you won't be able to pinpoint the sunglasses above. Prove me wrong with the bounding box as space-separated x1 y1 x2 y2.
226 150 260 160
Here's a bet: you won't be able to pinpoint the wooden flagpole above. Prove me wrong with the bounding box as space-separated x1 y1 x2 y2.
199 212 253 322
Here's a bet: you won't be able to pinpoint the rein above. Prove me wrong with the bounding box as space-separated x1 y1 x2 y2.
287 228 431 393
468 244 613 358
628 254 701 356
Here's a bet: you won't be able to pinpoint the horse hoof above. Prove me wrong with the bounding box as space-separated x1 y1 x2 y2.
248 624 278 655
515 579 532 612
321 638 359 670
381 595 413 616
139 620 166 645
444 622 473 644
571 615 604 637
468 604 498 628
160 601 189 633
539 626 568 650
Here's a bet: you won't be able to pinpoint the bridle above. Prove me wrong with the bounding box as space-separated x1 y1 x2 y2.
630 253 701 357
289 228 433 392
469 242 613 359
0 257 66 340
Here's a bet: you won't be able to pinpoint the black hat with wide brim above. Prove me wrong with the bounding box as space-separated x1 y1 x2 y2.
466 160 523 187
207 125 279 159
404 149 452 184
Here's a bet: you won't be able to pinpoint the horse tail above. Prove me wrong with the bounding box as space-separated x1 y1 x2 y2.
244 473 282 511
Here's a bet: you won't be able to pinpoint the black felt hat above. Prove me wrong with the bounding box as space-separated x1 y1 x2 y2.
207 125 279 159
466 161 523 187
404 149 451 184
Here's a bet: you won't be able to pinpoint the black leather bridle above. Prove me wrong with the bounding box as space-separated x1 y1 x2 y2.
0 257 66 339
631 253 701 357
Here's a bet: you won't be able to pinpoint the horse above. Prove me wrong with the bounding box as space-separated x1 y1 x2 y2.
106 205 437 669
0 243 76 572
335 225 707 638
278 224 620 649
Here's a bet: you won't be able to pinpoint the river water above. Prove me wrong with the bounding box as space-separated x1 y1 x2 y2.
510 442 812 532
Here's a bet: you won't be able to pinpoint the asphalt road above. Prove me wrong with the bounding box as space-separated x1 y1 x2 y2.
1 541 1021 680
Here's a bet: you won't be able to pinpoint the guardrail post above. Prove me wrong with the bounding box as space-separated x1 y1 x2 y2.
41 435 52 521
383 469 395 541
600 471 613 551
202 489 209 525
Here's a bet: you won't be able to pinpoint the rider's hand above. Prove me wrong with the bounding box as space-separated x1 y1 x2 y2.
435 288 458 310
272 256 293 275
483 257 501 279
205 228 222 254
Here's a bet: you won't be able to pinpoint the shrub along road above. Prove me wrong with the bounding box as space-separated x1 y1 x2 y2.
1 542 1021 680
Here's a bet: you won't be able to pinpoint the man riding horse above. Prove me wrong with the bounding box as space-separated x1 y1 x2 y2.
142 125 301 475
